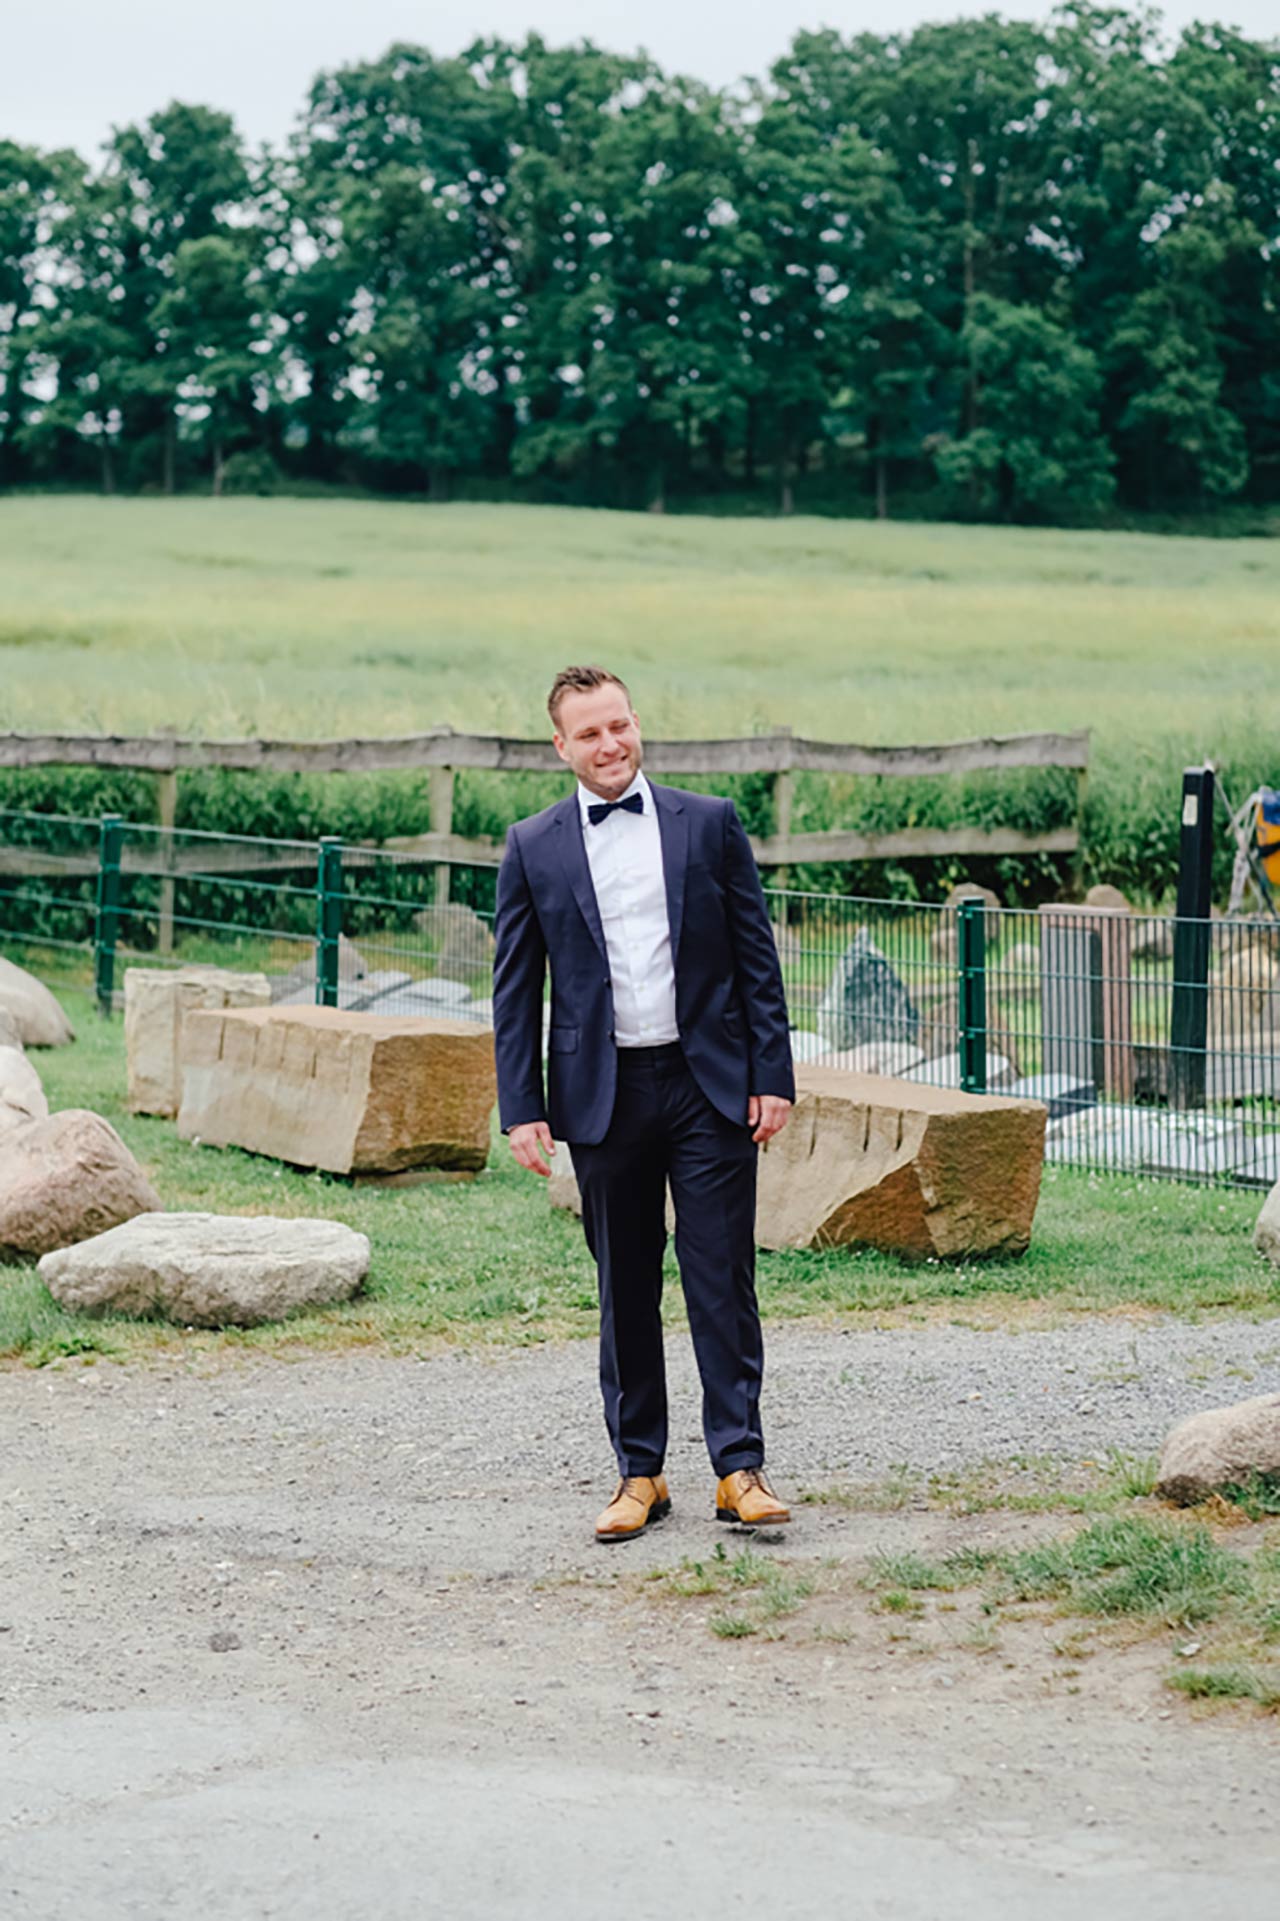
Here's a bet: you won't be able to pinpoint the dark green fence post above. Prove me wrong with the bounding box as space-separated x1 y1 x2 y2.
94 814 124 1017
1170 763 1214 1111
958 896 988 1094
316 837 343 1008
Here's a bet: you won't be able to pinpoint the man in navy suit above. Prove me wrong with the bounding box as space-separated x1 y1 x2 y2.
493 666 796 1542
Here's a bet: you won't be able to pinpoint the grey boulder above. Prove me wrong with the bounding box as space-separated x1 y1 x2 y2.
1155 1393 1280 1505
1255 1179 1280 1265
0 1043 48 1135
0 1110 160 1261
0 956 75 1047
39 1212 371 1328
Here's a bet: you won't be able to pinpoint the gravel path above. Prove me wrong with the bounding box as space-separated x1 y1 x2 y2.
4 1314 1280 1919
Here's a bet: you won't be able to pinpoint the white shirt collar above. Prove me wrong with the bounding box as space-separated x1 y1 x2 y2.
577 769 651 826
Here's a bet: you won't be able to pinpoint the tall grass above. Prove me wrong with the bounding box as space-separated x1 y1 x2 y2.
2 498 1278 900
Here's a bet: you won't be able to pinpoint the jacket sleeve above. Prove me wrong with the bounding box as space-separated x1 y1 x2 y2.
722 801 796 1101
492 825 549 1132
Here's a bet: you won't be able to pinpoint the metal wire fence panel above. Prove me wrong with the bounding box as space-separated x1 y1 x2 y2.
762 888 1279 1191
0 805 101 954
2 807 1278 1188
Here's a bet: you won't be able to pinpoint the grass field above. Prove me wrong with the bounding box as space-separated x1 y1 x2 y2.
1 496 1278 756
1 983 1275 1367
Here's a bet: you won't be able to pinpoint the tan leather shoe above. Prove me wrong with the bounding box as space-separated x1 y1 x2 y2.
715 1468 790 1527
595 1474 672 1544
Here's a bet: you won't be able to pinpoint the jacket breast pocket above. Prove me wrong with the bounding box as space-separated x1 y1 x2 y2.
548 1026 579 1053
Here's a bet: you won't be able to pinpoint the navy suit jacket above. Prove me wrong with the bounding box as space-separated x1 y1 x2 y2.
492 782 796 1146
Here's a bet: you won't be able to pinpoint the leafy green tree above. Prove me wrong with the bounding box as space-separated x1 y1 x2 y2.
0 142 84 483
933 295 1114 517
151 234 274 491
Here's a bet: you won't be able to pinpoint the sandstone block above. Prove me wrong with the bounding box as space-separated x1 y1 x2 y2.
1156 1394 1280 1505
0 955 75 1047
178 1005 496 1174
0 1110 160 1261
125 966 271 1117
39 1212 370 1328
0 1044 48 1136
549 1069 1045 1259
756 1068 1045 1256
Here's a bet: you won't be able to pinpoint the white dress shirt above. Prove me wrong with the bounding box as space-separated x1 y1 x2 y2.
578 771 679 1047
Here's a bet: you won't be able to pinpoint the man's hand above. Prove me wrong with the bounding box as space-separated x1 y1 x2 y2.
748 1095 792 1145
509 1121 556 1177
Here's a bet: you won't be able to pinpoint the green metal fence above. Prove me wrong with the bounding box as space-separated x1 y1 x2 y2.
3 808 1278 1190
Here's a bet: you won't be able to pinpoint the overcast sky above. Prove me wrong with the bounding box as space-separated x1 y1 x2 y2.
4 0 1275 159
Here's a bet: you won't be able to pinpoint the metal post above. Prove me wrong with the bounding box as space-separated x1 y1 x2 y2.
94 814 124 1017
958 896 988 1094
1170 764 1215 1111
316 837 343 1009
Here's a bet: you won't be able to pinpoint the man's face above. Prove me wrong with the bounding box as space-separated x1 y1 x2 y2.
553 683 643 799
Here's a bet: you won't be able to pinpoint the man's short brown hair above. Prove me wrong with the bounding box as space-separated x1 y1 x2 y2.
547 666 632 731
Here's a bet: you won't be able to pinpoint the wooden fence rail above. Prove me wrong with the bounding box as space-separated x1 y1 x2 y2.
1 727 1090 945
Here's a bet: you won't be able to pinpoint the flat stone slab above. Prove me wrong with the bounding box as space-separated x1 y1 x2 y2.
756 1068 1046 1258
39 1212 370 1328
125 966 270 1118
177 1005 496 1175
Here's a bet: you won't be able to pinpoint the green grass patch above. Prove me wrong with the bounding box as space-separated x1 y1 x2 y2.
1168 1665 1280 1708
1214 1475 1280 1522
2 498 1279 898
645 1541 815 1639
999 1515 1248 1623
1 981 1274 1365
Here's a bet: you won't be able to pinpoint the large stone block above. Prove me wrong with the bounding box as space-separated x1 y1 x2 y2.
756 1067 1046 1256
125 966 271 1117
177 1005 496 1175
0 1110 161 1262
39 1212 370 1329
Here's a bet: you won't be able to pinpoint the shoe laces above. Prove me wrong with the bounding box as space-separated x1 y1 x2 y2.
617 1476 654 1502
736 1468 772 1494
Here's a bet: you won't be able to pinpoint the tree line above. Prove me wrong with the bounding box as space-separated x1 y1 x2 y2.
2 6 1278 521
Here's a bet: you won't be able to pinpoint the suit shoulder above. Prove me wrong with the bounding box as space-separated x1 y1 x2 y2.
507 795 570 846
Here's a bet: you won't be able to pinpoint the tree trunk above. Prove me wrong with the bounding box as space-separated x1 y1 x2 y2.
163 411 177 495
962 139 980 446
428 462 449 503
211 439 225 497
779 425 796 515
646 458 666 514
744 399 757 486
101 440 116 496
875 452 889 521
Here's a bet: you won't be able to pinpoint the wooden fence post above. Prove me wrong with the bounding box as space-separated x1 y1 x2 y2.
430 765 455 905
156 769 178 955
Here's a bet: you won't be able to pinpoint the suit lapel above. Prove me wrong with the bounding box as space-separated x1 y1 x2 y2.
651 782 688 963
554 795 608 962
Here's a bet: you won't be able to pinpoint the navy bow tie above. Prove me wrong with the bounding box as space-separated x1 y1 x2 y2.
587 792 644 826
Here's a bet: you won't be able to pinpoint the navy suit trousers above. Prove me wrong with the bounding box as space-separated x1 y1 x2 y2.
569 1043 765 1479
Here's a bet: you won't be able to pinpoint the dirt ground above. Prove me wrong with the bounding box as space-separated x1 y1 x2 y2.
3 1322 1279 1919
